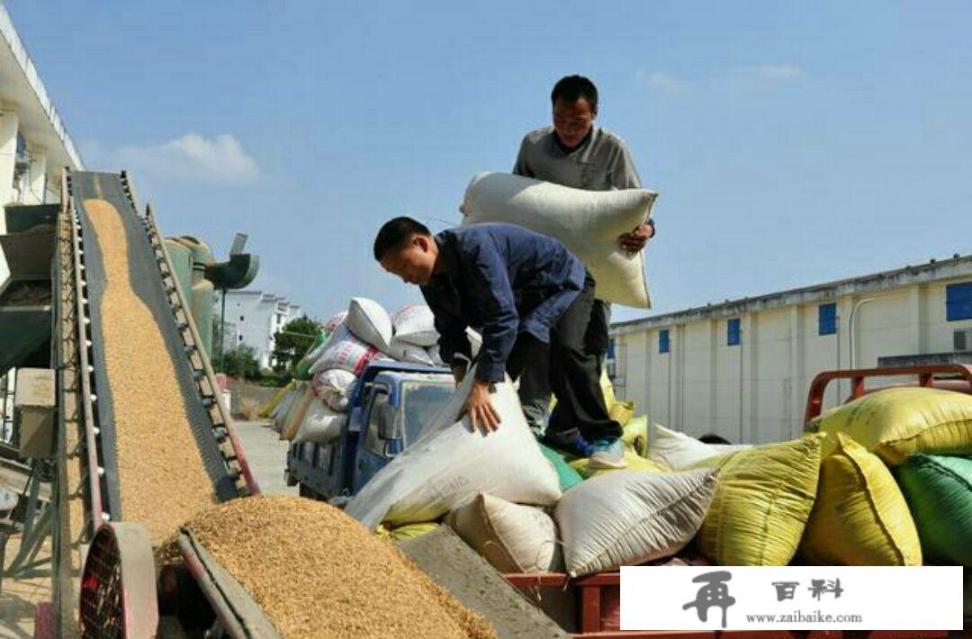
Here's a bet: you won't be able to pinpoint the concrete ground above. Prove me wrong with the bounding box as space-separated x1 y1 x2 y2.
0 535 50 639
231 419 295 496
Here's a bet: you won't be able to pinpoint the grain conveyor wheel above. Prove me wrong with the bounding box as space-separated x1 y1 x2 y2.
79 523 159 639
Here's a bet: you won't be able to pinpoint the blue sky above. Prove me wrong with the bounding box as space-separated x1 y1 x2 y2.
8 1 972 323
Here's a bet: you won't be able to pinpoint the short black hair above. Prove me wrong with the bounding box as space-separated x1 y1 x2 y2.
697 433 732 445
373 216 431 261
551 75 598 111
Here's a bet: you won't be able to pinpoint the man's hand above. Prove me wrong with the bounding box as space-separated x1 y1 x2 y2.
619 222 654 253
462 379 501 434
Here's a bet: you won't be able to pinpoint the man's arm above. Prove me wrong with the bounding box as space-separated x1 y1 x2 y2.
420 288 470 382
467 240 519 384
459 235 520 432
612 141 655 250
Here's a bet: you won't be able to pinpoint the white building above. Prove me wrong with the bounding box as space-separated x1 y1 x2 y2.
0 5 84 284
216 290 303 369
1 6 83 441
609 255 972 445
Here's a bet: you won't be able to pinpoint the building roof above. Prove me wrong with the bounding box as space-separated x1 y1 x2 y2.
0 6 83 170
612 253 972 336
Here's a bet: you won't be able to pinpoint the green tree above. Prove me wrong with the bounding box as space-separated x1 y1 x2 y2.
221 344 261 381
272 316 320 373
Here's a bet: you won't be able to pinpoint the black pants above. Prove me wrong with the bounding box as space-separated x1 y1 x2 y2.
505 276 622 443
517 298 610 425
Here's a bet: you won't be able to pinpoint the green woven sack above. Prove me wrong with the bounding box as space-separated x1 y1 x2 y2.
896 454 972 566
539 444 584 492
294 330 329 380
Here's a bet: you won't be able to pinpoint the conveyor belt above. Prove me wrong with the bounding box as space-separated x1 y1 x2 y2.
65 170 255 533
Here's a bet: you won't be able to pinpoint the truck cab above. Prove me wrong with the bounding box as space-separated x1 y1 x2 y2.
286 361 454 504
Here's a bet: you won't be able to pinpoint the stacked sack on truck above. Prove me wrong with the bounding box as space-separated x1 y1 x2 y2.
279 297 464 445
344 366 720 578
353 379 972 592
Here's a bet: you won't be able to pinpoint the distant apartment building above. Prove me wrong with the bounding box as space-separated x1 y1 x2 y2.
216 291 303 369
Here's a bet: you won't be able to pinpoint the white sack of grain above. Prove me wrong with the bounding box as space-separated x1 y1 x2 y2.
323 310 348 334
392 304 438 347
428 328 481 366
345 366 562 529
556 469 718 577
648 423 752 470
386 336 435 366
446 493 562 573
309 324 385 376
294 399 344 444
460 172 656 308
347 298 393 353
312 368 358 412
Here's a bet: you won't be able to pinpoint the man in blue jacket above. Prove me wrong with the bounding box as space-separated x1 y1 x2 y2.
374 216 625 468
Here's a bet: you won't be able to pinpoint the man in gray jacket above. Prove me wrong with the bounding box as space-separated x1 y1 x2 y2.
513 74 653 445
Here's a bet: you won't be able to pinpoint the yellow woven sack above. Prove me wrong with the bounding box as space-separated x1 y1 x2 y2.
812 387 972 465
259 381 294 418
569 449 669 479
280 387 314 441
694 435 823 565
800 433 921 565
600 368 616 407
610 400 635 426
375 522 439 542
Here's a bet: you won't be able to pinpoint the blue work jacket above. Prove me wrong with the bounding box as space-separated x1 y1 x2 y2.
421 223 586 383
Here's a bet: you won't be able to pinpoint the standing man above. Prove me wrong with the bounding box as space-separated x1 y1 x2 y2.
513 74 653 445
374 217 626 468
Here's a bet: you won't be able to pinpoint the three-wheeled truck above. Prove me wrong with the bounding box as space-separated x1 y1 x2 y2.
285 361 454 503
289 362 972 638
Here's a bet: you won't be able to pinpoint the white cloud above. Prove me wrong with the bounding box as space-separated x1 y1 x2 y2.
730 64 805 81
637 70 690 95
114 133 259 184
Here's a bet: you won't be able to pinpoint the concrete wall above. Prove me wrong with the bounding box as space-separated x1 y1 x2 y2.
614 272 972 444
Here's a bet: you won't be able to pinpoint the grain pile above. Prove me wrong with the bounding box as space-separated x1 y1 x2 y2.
171 495 496 639
84 199 215 542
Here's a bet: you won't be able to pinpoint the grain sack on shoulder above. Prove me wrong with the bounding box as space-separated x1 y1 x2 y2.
460 172 657 308
344 367 561 529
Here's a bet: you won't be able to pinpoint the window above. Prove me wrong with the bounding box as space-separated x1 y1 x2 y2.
818 303 837 335
239 315 245 322
401 383 453 446
363 390 391 456
727 318 741 346
607 338 616 360
946 282 972 321
659 329 670 354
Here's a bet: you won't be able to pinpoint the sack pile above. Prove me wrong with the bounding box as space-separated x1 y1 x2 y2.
274 297 461 444
363 381 972 589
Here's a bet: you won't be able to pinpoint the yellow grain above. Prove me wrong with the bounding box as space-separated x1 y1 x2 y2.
84 198 215 543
